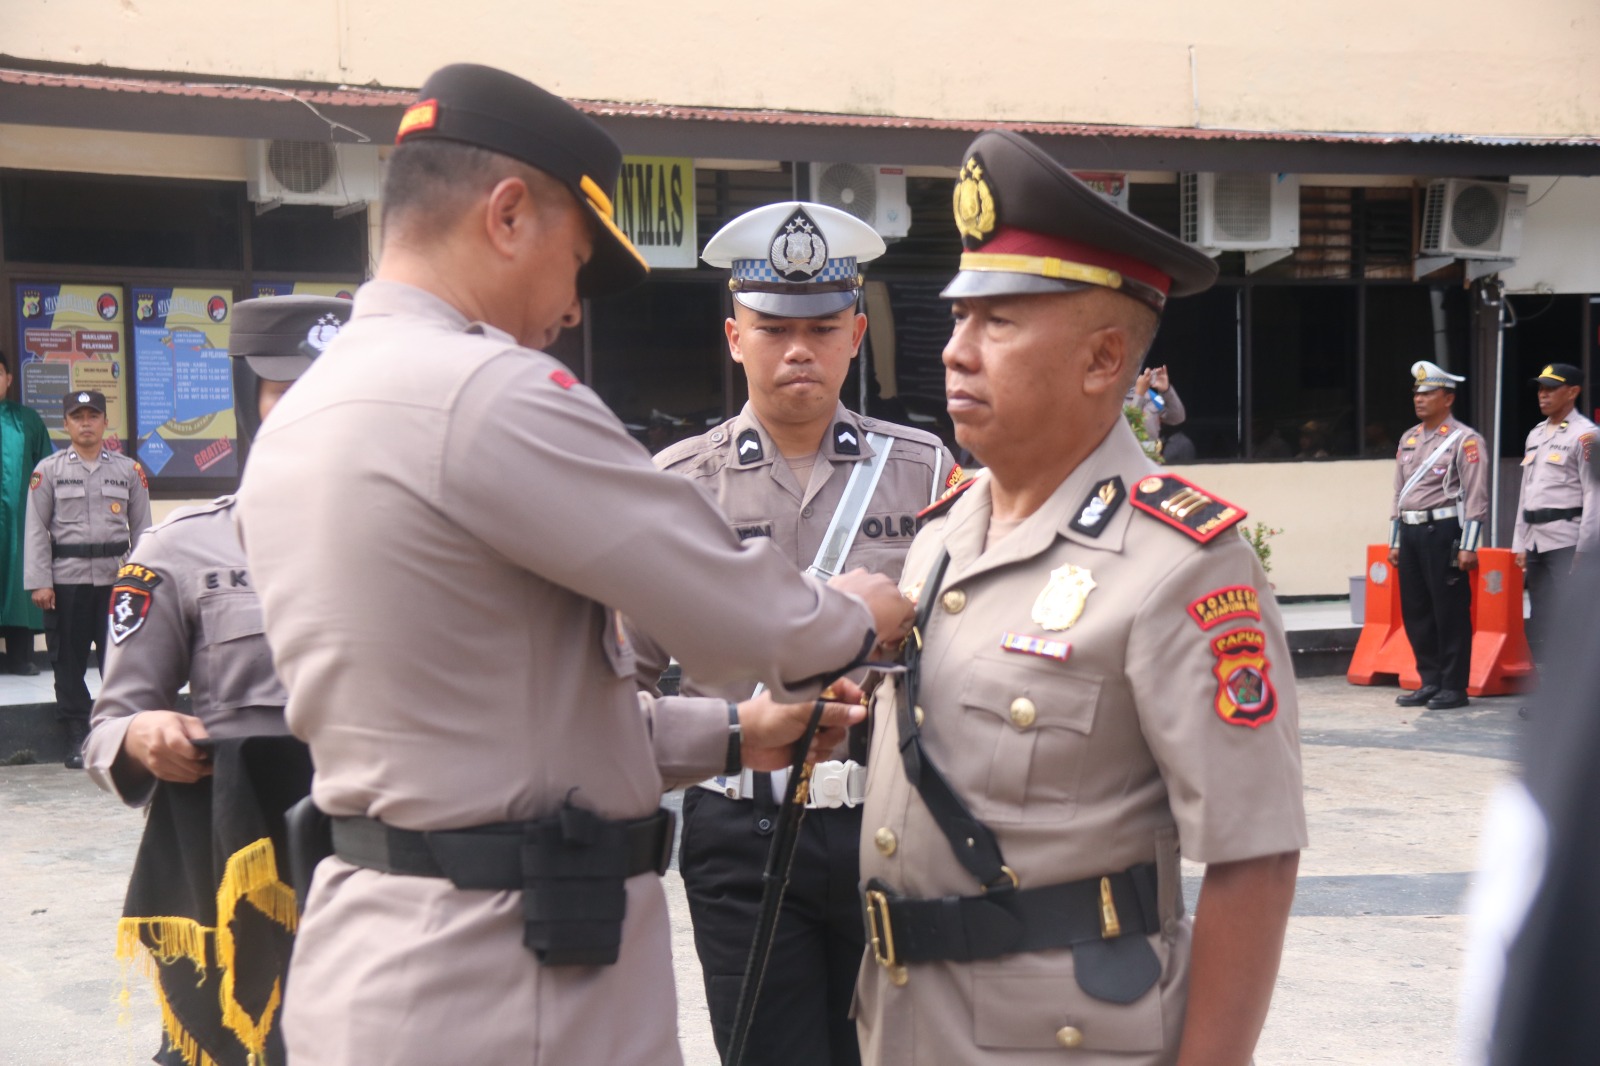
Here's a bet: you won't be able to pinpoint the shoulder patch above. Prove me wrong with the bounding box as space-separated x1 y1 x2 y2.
1211 627 1278 728
1581 432 1595 463
918 474 978 523
29 471 41 491
945 463 965 490
109 581 156 644
1129 474 1246 543
115 562 164 591
1188 585 1261 630
549 368 579 391
1068 476 1125 538
133 461 149 490
1462 437 1480 464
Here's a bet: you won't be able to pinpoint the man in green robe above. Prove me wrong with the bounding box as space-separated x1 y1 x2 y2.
0 352 54 674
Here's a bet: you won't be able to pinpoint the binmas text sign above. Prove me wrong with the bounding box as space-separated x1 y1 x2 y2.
616 156 697 269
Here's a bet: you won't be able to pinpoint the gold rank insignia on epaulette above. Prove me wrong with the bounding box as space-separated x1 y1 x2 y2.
1129 474 1246 544
917 473 978 525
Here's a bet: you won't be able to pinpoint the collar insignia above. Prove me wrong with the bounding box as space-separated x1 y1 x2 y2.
1130 473 1247 544
917 474 979 525
769 207 829 281
1068 476 1125 537
953 153 998 248
736 429 764 464
834 423 860 455
1031 564 1096 631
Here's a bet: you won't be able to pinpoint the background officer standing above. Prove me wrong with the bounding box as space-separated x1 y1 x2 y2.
631 201 957 1065
855 130 1306 1066
1511 363 1595 660
1389 361 1488 710
24 389 149 767
83 295 350 1066
235 64 911 1066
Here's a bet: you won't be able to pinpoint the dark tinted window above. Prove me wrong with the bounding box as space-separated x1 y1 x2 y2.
250 204 368 275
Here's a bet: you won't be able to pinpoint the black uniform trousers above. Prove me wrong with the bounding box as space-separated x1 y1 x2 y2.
1523 544 1576 664
679 785 864 1066
48 583 111 723
1397 518 1473 692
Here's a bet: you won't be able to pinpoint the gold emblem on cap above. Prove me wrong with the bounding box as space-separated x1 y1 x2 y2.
1414 366 1428 383
953 156 997 244
1032 564 1096 631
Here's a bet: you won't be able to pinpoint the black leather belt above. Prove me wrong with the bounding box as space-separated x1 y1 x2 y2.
331 807 675 889
53 540 130 559
1524 507 1583 525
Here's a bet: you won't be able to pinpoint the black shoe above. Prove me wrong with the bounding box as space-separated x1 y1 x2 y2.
7 658 39 676
63 751 84 770
1396 685 1441 707
62 720 88 769
1426 690 1469 710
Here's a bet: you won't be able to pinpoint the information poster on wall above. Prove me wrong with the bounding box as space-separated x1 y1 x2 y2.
13 282 130 450
252 281 359 300
615 156 697 269
131 286 236 481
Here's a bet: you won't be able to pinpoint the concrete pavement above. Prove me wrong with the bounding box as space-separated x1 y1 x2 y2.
0 675 1518 1065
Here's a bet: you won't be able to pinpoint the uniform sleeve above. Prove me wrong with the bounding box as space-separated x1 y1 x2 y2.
441 354 876 704
23 462 53 589
1511 436 1533 553
1391 444 1406 520
85 531 191 806
1158 384 1186 426
1125 539 1307 865
636 691 731 788
1459 432 1490 548
1581 434 1600 553
127 462 153 548
626 620 672 698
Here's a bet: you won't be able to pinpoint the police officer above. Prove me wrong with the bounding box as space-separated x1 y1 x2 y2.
1389 361 1489 710
854 130 1306 1066
631 201 957 1065
1124 365 1185 444
1511 363 1596 660
233 64 912 1066
82 295 350 1066
24 389 150 767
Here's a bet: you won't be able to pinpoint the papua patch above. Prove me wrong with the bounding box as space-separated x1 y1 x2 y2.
116 563 163 589
1582 432 1595 463
1000 632 1070 663
1130 474 1246 544
134 463 149 490
736 429 764 465
953 153 998 248
109 584 154 644
29 471 41 491
1187 585 1261 630
768 206 829 281
918 474 978 524
549 368 579 391
1210 628 1278 728
1463 438 1480 464
945 464 965 489
1069 476 1125 537
834 423 860 455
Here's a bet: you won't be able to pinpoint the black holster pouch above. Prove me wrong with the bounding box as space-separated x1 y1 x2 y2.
520 803 632 967
284 794 333 916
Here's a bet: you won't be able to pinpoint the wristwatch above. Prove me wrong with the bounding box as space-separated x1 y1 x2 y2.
723 701 742 776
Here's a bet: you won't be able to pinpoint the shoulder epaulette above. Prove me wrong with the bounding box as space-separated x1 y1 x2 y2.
859 418 945 451
917 473 978 523
1129 473 1246 544
149 495 233 534
652 427 727 472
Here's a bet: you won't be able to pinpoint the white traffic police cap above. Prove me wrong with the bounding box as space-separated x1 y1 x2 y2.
702 201 886 318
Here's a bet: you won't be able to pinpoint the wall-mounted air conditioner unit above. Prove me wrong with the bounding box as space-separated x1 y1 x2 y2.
810 163 912 239
1180 172 1300 252
1419 179 1527 260
247 141 382 209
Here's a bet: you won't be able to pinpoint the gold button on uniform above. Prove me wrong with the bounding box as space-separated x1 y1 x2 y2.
1009 697 1037 729
874 827 898 856
1055 1026 1083 1049
941 589 967 614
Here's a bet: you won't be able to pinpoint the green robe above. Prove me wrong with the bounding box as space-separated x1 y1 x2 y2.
1 399 54 629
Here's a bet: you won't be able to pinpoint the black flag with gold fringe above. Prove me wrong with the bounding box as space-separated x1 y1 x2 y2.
118 735 312 1066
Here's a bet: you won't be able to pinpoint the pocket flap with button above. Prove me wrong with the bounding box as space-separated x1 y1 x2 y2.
55 484 87 499
200 594 266 645
103 483 130 500
959 656 1100 734
972 965 1166 1052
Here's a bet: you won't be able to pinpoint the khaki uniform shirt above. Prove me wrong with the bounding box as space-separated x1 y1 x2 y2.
631 400 957 701
234 280 877 1066
23 447 150 588
855 424 1307 1065
1512 413 1598 553
1392 415 1489 522
1123 383 1185 442
84 497 289 807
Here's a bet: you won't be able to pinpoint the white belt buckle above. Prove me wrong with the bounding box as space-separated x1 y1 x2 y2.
806 760 866 809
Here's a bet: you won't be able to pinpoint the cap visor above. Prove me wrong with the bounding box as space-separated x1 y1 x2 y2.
939 271 1093 300
578 203 650 298
244 353 314 381
733 290 859 318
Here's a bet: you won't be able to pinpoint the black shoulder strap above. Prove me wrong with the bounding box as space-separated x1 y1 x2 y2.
897 549 1015 891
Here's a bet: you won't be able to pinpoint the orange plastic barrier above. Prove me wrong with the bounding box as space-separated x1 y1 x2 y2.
1346 544 1533 696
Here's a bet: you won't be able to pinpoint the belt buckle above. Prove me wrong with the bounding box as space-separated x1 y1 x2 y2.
864 889 907 985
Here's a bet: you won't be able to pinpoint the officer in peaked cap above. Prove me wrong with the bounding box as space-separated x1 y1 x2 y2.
1389 359 1487 710
25 388 151 767
854 129 1306 1066
82 295 349 1066
234 64 913 1065
1513 362 1596 662
629 200 957 1065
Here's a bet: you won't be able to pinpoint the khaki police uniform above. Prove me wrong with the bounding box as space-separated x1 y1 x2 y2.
84 498 289 805
632 399 954 1063
1391 411 1488 698
235 280 879 1066
24 442 151 730
1512 410 1597 654
1123 382 1185 444
855 423 1306 1064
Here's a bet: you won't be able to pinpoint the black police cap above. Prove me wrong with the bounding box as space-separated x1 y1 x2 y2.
942 130 1218 312
63 389 106 417
1531 363 1584 388
229 296 353 381
395 63 648 298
